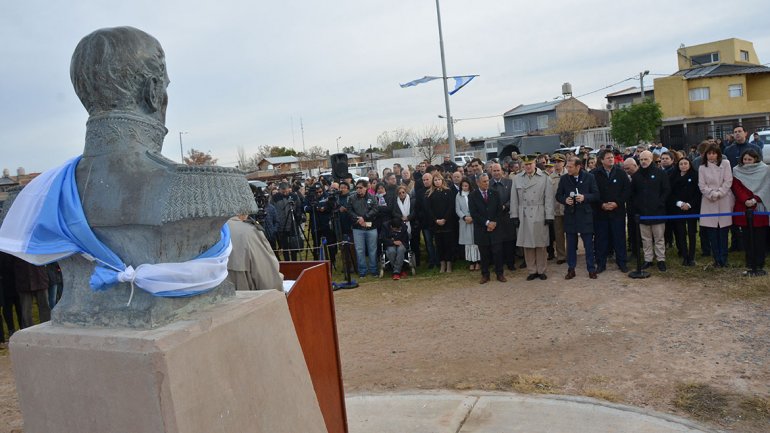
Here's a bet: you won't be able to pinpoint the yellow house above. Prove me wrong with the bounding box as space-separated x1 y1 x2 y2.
654 38 770 149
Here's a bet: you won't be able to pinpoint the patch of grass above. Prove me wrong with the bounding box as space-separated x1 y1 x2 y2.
672 382 729 421
739 396 770 421
503 374 557 394
583 389 621 403
452 381 474 391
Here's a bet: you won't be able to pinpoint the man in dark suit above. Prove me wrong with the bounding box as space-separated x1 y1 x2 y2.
591 149 631 273
469 173 506 283
489 162 517 270
556 157 600 280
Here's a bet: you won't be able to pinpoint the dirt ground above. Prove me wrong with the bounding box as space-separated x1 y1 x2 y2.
1 259 769 432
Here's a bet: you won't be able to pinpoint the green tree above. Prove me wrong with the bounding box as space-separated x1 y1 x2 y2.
269 146 299 157
610 100 663 147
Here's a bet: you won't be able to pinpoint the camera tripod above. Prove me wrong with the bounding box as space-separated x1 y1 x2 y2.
330 206 358 290
286 199 311 261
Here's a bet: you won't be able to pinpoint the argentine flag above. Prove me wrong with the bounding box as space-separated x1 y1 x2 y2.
0 156 232 298
400 74 478 95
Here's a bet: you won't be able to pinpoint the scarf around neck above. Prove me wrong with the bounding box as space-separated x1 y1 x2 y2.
733 162 770 207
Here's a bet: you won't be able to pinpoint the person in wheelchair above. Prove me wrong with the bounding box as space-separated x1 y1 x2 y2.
380 218 410 280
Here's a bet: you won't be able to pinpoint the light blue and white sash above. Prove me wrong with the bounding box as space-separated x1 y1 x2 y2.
0 156 231 299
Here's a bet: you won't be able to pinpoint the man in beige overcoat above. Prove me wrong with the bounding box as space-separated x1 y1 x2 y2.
511 156 555 280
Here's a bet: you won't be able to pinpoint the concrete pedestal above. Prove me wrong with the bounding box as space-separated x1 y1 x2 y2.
10 291 327 433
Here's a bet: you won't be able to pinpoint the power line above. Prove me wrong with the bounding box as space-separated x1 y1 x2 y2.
452 72 668 122
571 76 638 99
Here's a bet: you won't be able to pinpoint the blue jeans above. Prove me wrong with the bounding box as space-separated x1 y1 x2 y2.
353 228 378 276
567 232 595 273
421 228 438 267
48 283 61 310
705 226 729 266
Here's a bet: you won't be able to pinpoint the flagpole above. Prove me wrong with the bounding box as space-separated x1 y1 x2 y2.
435 0 456 161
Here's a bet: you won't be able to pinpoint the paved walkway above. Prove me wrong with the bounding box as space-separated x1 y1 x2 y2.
345 392 721 433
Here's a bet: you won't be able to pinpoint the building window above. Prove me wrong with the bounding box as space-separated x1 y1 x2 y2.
691 52 720 66
688 87 710 101
512 119 526 132
740 50 750 61
537 115 549 130
728 84 743 98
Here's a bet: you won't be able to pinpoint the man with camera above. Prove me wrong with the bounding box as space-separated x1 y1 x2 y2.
304 182 337 264
273 182 304 261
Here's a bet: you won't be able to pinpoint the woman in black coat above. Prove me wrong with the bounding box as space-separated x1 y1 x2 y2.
667 158 701 266
425 173 457 272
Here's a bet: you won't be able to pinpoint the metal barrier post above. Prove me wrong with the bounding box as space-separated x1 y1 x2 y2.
746 209 758 276
628 214 650 279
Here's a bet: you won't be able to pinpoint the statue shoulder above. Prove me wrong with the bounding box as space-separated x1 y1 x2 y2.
163 160 256 223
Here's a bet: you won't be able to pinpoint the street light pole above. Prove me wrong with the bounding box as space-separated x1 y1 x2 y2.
435 0 456 161
336 136 342 153
179 131 188 161
640 70 650 99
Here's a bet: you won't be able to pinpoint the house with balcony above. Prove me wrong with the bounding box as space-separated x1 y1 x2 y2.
654 38 770 149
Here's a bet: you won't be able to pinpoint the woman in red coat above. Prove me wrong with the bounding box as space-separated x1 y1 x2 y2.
731 148 770 276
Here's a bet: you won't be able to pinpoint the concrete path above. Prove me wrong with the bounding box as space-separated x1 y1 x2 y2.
345 392 722 433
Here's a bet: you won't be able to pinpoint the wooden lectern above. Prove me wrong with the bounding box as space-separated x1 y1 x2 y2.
282 261 348 433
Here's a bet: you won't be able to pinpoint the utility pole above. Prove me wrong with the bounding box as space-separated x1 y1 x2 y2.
291 116 296 148
300 118 306 156
640 70 650 99
435 0 456 160
179 131 188 161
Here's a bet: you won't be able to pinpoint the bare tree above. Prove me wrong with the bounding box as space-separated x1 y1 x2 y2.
183 148 218 166
302 145 327 159
236 146 255 171
377 128 414 157
546 111 598 146
413 124 447 164
255 144 274 160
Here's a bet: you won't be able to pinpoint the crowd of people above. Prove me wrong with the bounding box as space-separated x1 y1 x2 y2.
0 253 61 348
257 124 770 283
2 124 767 343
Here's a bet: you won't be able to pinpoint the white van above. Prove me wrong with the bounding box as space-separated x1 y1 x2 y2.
453 154 473 165
753 130 770 163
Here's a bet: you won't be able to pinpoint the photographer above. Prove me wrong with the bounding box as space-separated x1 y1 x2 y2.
273 182 304 261
349 179 379 278
303 182 338 264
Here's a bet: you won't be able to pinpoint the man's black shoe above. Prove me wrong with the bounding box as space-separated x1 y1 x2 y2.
565 268 576 280
556 259 566 265
596 265 606 274
526 273 539 281
618 265 629 273
538 273 547 280
657 261 667 272
641 262 652 270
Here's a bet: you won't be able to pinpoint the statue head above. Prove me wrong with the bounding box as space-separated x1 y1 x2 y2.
71 27 169 124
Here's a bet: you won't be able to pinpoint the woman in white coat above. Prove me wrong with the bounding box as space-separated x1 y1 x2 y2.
698 143 735 268
455 178 480 270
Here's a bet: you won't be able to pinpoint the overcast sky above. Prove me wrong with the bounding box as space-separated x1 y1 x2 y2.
1 0 769 173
